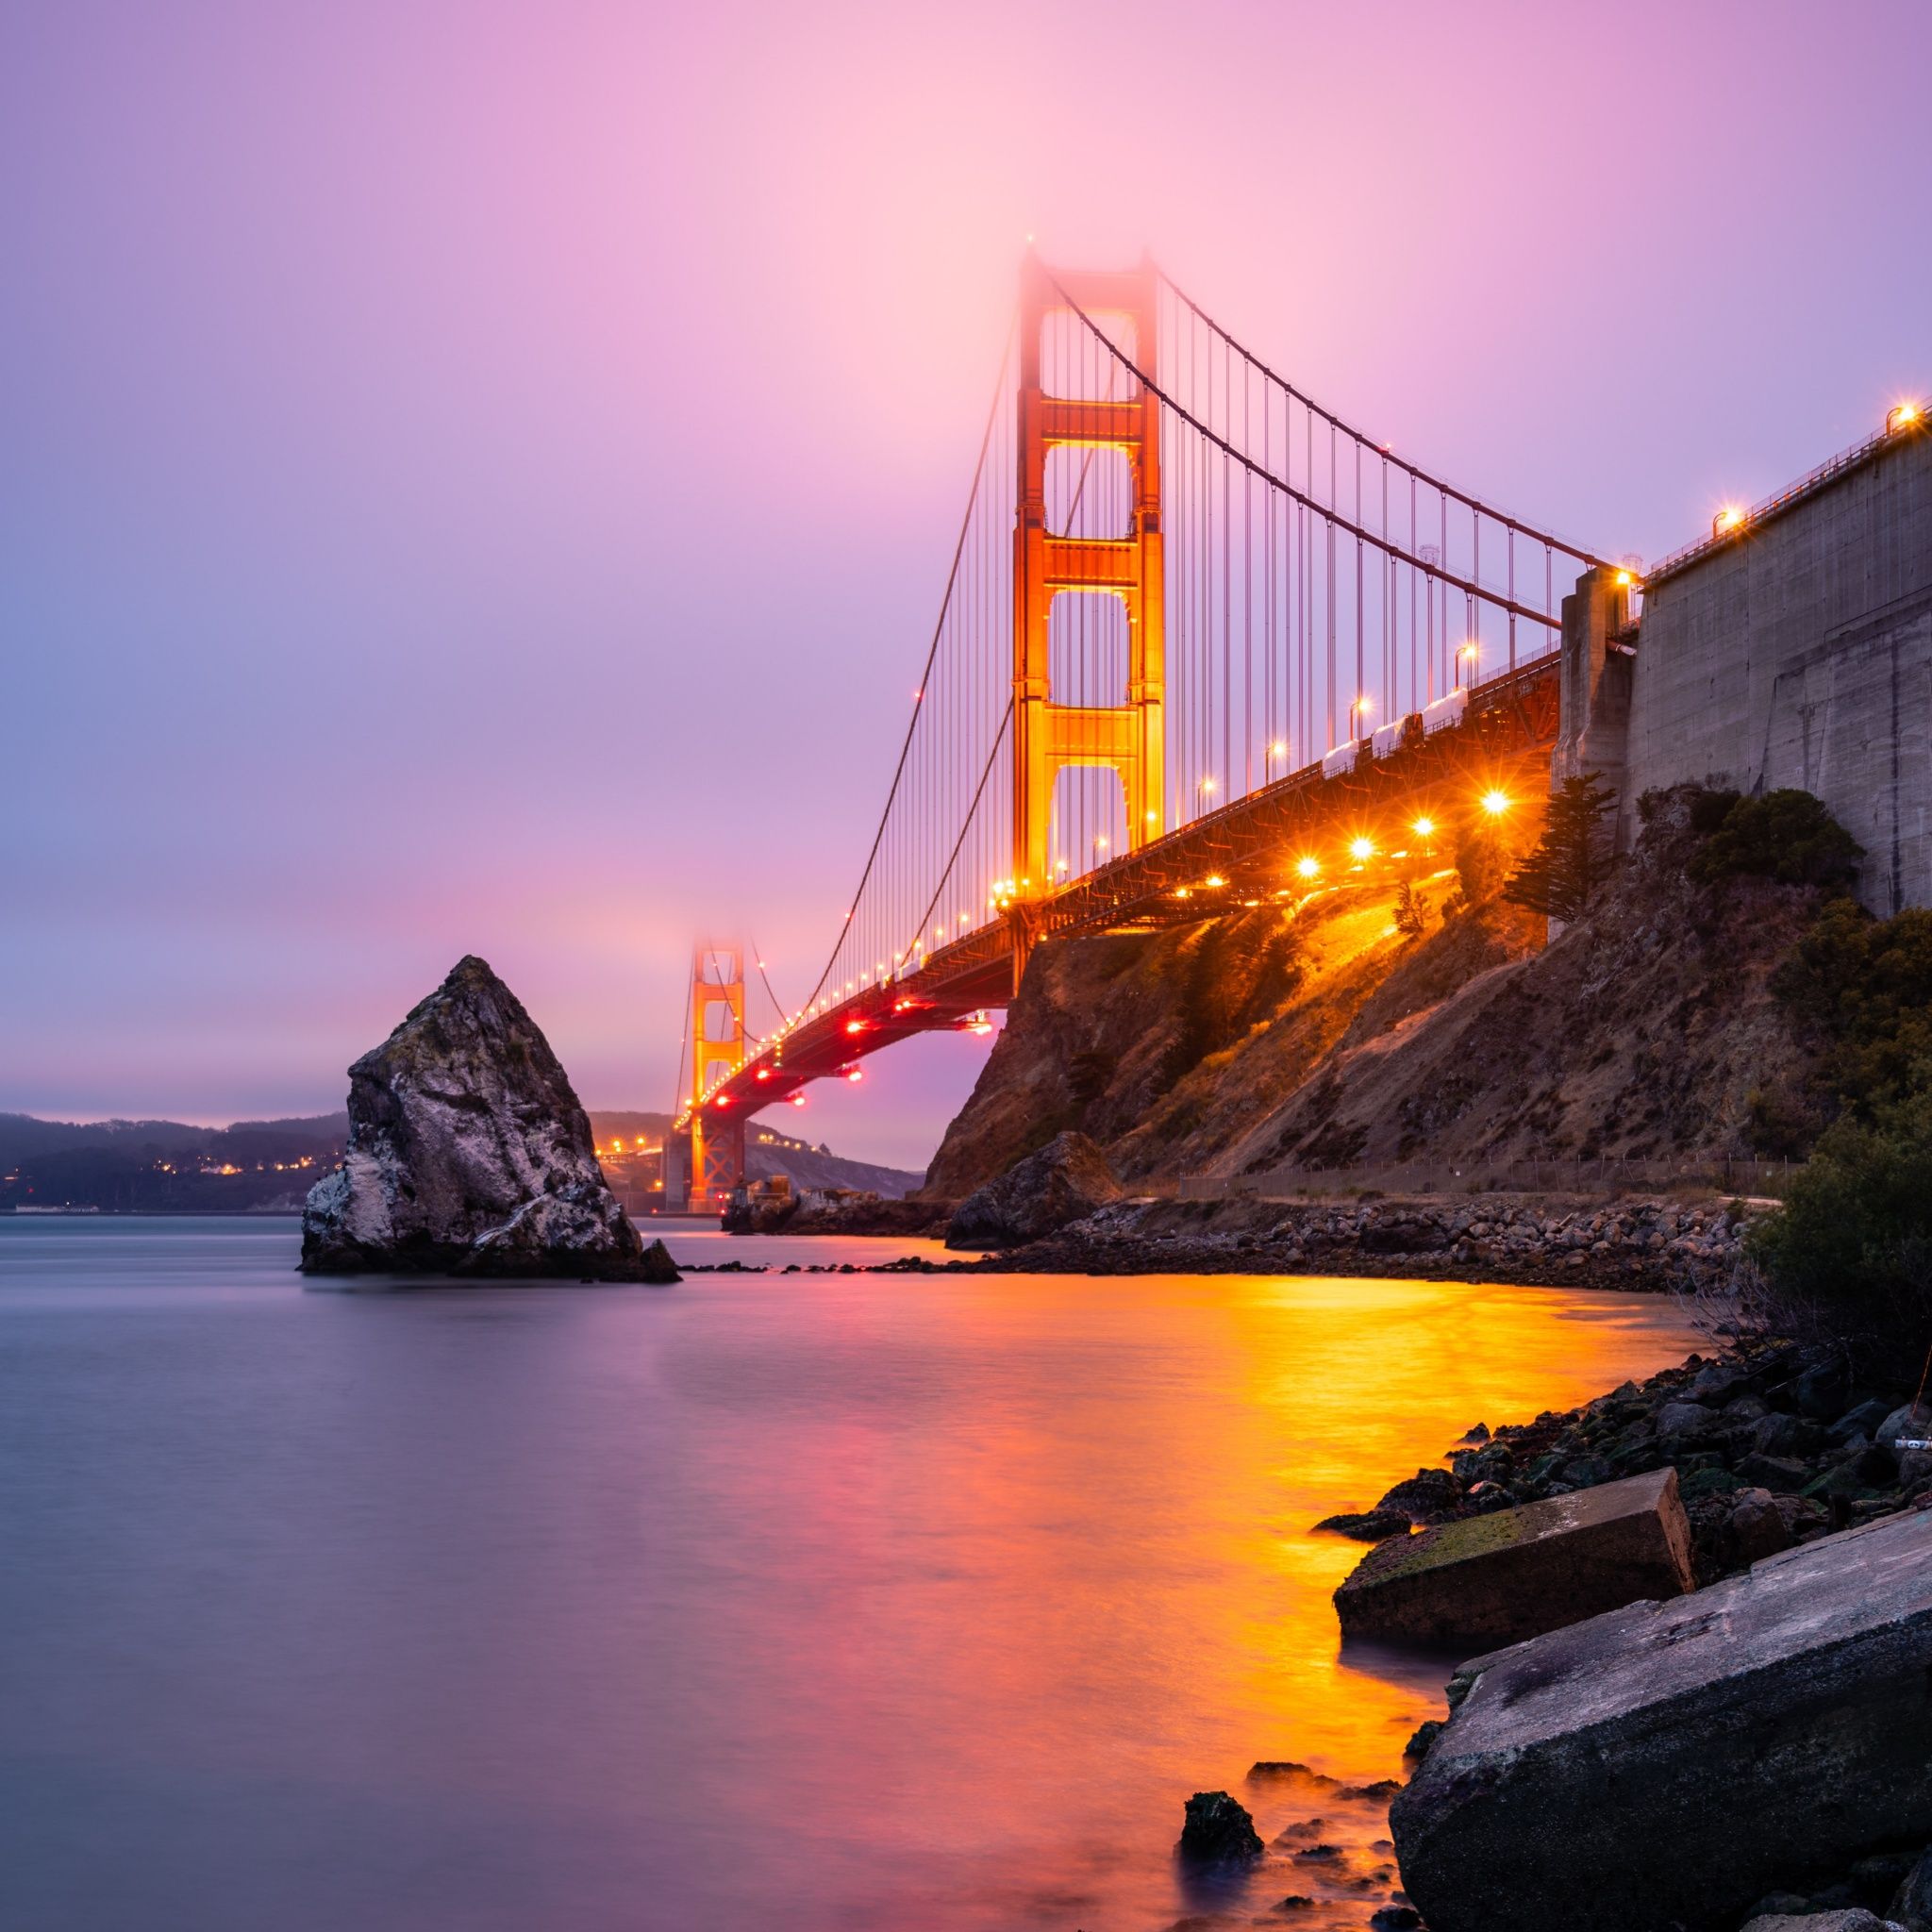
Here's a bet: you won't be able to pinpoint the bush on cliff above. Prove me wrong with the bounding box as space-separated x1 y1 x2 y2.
1165 915 1302 1080
1749 1094 1932 1341
1689 788 1864 890
1445 815 1510 917
1772 897 1932 1117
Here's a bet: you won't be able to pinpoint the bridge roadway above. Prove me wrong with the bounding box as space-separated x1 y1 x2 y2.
683 656 1561 1128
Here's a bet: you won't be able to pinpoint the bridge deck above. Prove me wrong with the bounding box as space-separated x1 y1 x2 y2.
680 656 1561 1130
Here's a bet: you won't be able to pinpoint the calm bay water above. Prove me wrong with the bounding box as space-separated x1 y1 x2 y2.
0 1216 1700 1931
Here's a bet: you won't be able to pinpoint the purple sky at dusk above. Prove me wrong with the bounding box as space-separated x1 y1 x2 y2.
4 0 1929 1168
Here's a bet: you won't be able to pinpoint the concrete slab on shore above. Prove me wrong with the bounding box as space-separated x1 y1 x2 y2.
1390 1507 1932 1932
1334 1465 1694 1647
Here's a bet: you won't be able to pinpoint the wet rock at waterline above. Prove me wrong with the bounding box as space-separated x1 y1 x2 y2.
944 1129 1123 1249
1740 1913 1894 1932
1312 1507 1414 1543
1175 1790 1262 1863
301 956 656 1280
639 1239 681 1285
1390 1507 1932 1932
1334 1466 1695 1647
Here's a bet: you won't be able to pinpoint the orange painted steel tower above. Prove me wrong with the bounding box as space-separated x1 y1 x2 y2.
688 941 746 1208
1010 255 1165 981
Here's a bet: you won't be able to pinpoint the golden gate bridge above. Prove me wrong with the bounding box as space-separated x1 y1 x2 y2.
669 254 1630 1209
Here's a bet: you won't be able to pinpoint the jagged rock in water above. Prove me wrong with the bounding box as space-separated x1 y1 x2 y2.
1175 1790 1262 1863
300 956 656 1280
944 1129 1123 1249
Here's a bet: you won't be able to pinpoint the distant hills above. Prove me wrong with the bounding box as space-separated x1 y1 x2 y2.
1 1108 923 1212
0 1110 352 1213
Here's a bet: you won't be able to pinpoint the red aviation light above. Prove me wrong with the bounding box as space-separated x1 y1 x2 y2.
788 1092 807 1108
754 1068 771 1082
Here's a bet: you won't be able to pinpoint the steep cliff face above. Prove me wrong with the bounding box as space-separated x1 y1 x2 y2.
924 792 1825 1193
302 956 651 1279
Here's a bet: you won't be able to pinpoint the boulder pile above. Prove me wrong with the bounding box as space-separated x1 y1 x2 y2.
1391 1507 1932 1932
945 1130 1123 1249
1328 1339 1930 1584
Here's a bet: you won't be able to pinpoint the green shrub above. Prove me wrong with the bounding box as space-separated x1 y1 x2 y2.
1686 786 1742 837
1690 788 1863 889
1749 1095 1932 1340
1772 898 1932 1115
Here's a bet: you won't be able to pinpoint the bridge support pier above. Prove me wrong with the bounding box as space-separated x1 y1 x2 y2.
1556 565 1635 823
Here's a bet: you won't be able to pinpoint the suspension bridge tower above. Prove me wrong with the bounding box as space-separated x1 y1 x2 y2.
683 940 745 1212
1010 254 1165 976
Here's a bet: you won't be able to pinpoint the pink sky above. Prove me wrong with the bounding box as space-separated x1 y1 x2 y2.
4 0 1928 1166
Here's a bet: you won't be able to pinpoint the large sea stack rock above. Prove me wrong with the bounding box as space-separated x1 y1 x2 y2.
945 1129 1123 1249
300 956 659 1281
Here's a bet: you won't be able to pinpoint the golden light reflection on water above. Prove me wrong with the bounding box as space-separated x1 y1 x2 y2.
0 1225 1707 1932
650 1241 1704 1929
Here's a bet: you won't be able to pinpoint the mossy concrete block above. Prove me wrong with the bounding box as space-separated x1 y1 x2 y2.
1390 1508 1932 1932
1334 1467 1693 1646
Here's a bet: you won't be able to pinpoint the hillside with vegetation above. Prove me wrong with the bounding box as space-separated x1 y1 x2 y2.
924 785 1880 1202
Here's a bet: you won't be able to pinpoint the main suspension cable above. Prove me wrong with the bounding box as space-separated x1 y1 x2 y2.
798 325 1015 1018
1045 267 1598 626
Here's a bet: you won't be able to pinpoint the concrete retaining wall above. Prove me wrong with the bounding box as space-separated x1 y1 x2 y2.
1615 429 1932 914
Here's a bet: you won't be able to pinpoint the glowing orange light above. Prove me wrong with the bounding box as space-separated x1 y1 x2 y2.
1481 789 1511 816
1412 816 1436 839
845 1020 864 1034
1615 570 1633 588
755 1068 771 1081
1349 837 1374 862
1205 874 1225 889
1714 505 1745 536
1294 855 1320 879
1889 401 1922 433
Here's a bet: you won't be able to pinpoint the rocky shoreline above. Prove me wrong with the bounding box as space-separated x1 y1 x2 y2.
967 1191 1752 1291
1163 1336 1932 1932
1343 1336 1927 1591
1330 1339 1932 1932
724 1181 1757 1295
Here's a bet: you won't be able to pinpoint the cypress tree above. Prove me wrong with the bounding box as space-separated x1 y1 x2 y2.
1504 774 1618 924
